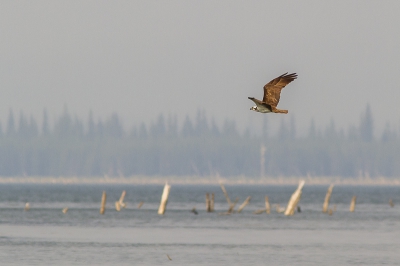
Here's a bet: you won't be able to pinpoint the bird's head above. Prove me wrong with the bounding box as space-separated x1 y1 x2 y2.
250 106 258 112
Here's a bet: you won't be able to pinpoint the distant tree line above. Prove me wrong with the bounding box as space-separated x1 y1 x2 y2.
0 104 399 178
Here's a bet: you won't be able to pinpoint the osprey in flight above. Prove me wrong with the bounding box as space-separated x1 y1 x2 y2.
248 72 297 114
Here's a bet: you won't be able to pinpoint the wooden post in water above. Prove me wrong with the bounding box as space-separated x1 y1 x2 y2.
100 191 107 214
322 184 334 213
116 190 126 211
349 196 357 212
254 196 271 214
265 196 271 214
284 180 305 216
115 201 121 211
206 193 211 212
219 182 232 206
227 197 239 213
158 182 171 215
237 196 251 213
119 190 126 208
210 193 215 212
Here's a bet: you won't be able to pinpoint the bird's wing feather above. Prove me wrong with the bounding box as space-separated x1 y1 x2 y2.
248 97 264 108
263 73 297 107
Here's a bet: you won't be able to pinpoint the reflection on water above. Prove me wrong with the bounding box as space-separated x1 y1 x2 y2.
0 184 400 265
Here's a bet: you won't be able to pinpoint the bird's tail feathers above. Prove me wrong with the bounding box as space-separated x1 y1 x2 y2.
272 108 288 114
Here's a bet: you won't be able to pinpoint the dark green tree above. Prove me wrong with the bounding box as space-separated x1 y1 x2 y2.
210 118 220 136
181 116 194 137
28 115 38 138
324 118 337 140
138 122 147 139
17 112 30 138
381 122 396 142
87 110 96 138
347 125 358 141
149 114 166 138
222 119 238 137
104 113 124 138
53 107 73 138
278 118 289 140
359 103 374 142
167 114 178 137
42 109 49 136
6 109 16 137
194 109 208 136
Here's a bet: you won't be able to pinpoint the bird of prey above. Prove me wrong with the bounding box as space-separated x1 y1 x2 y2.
248 72 297 114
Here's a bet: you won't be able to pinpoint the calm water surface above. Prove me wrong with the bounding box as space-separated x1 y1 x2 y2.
0 184 399 265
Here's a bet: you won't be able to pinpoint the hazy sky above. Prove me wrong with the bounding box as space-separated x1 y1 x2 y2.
1 1 399 136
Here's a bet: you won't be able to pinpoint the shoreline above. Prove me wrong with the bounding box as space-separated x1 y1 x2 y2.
0 176 399 186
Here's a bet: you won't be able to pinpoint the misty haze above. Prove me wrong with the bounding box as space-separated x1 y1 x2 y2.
1 1 400 265
0 104 398 178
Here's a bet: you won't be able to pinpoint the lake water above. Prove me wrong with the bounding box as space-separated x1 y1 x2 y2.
0 184 400 265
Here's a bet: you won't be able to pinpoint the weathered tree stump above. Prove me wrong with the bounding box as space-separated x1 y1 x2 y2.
349 195 356 212
158 182 171 215
206 193 211 212
265 196 270 214
100 191 107 214
210 193 215 212
237 196 251 213
284 180 305 216
323 184 334 213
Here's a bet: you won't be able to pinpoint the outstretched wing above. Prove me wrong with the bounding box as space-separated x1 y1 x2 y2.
263 73 297 107
248 97 272 110
248 97 265 108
